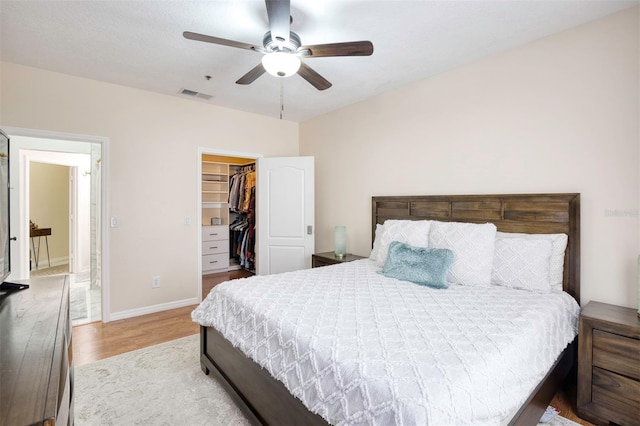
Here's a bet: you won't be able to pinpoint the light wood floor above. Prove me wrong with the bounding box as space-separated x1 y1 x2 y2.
73 269 252 366
72 269 593 425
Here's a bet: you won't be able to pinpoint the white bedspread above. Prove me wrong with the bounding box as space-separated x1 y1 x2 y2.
192 259 579 425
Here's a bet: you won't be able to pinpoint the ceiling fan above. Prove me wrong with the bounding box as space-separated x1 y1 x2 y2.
184 0 373 91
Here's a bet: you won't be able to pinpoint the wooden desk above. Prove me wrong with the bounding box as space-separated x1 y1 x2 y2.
30 227 51 269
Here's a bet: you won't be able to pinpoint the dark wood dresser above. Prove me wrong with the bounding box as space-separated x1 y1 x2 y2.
0 275 73 425
311 251 366 268
577 301 640 425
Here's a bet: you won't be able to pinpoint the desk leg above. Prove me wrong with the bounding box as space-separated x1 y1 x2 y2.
44 235 51 268
30 237 34 270
31 236 40 269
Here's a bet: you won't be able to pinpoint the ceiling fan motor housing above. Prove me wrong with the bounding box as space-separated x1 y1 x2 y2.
263 31 301 53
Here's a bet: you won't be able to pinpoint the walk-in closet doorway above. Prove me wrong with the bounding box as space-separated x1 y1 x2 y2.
196 148 315 302
197 148 260 301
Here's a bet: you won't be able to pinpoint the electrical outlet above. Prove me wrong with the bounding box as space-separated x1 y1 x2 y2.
184 216 191 225
151 276 160 288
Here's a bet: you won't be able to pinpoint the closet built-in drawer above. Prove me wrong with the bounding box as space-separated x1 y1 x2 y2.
203 253 229 271
202 240 228 255
202 225 228 242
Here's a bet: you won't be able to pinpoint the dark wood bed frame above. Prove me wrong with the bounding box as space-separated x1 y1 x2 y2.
199 193 581 425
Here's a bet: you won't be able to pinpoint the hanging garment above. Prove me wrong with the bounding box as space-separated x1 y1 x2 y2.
242 171 256 212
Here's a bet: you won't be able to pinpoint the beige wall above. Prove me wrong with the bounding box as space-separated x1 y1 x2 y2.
300 8 640 309
1 62 299 315
29 162 69 264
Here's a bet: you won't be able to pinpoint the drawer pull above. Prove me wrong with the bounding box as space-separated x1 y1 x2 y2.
209 246 218 249
209 260 218 264
209 233 218 236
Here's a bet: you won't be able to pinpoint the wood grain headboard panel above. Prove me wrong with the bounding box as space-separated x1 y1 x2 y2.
372 194 580 302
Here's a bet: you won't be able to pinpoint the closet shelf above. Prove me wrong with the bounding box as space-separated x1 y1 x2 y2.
202 176 228 182
203 202 228 208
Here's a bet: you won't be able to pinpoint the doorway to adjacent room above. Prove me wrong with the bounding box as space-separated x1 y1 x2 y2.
6 128 108 324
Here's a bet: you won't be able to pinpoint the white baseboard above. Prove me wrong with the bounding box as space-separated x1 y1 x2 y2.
108 297 199 322
31 256 68 270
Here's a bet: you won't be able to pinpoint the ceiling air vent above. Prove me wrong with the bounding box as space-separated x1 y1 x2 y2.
178 88 213 101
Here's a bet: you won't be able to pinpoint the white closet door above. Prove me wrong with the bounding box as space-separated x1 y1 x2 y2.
256 156 314 275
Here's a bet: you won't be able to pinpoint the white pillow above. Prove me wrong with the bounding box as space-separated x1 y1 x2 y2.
373 220 431 267
495 231 568 291
491 236 553 292
369 223 385 261
429 221 497 286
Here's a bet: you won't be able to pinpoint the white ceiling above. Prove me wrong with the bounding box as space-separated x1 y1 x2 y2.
1 1 637 122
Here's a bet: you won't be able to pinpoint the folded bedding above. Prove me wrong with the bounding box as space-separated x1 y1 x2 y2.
192 259 579 425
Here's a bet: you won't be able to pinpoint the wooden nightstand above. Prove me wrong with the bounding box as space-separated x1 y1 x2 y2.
312 251 366 268
577 301 640 425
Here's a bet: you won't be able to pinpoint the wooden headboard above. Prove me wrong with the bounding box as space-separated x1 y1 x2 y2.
372 193 580 302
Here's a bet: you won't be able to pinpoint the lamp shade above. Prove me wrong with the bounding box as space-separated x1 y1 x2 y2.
334 226 347 259
262 52 301 77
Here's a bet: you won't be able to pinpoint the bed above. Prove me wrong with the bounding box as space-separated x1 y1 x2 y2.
193 193 580 425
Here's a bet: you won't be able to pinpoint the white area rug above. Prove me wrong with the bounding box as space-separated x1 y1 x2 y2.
74 334 250 425
74 334 582 426
546 417 583 426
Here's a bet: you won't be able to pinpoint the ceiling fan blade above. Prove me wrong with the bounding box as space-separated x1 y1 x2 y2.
265 0 290 45
183 31 263 52
236 63 266 85
297 62 332 91
300 41 374 58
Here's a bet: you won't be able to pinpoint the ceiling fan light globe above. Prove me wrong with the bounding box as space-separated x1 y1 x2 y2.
262 52 301 78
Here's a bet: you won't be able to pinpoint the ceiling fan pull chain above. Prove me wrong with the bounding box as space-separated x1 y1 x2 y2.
280 78 284 120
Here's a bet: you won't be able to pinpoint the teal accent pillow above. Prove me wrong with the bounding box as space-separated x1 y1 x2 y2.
379 241 454 289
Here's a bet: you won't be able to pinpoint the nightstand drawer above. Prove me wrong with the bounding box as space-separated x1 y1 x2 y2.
312 257 335 268
593 329 640 380
592 367 640 425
